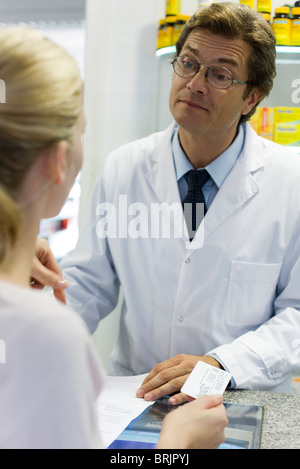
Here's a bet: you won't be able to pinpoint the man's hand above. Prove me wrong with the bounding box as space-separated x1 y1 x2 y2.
136 354 222 405
31 238 68 304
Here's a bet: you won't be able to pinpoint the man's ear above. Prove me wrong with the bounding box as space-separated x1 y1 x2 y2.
241 87 264 117
50 141 68 185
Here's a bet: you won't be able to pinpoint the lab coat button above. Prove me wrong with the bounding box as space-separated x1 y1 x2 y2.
177 315 183 322
185 258 191 264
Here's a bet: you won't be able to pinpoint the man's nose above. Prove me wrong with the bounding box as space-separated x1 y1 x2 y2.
187 65 208 93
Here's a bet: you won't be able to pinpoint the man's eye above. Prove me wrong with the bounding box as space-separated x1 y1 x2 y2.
214 73 228 81
210 67 232 82
182 60 195 70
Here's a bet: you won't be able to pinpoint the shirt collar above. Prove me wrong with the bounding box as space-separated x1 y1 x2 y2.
172 124 245 189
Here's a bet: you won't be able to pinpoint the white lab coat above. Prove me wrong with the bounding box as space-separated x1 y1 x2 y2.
61 122 300 392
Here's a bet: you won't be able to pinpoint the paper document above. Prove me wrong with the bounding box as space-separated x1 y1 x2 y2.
108 397 263 450
97 374 154 447
181 361 232 399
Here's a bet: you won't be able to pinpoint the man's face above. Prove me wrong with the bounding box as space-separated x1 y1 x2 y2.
169 28 261 138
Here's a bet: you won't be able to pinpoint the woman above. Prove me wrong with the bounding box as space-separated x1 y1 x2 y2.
0 27 227 449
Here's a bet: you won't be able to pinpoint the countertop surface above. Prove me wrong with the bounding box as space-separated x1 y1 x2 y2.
223 389 300 449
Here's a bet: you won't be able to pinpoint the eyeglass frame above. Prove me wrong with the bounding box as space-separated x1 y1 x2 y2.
171 55 250 90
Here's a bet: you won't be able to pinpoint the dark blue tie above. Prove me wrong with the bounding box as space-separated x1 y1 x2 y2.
183 169 210 240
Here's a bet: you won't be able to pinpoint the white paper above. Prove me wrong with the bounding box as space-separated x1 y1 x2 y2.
181 361 232 399
97 374 155 447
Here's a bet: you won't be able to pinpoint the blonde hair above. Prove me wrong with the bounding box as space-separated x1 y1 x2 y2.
0 26 82 266
0 186 22 265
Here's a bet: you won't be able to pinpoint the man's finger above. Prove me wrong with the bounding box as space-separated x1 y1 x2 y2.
141 357 179 386
138 373 190 402
168 392 191 405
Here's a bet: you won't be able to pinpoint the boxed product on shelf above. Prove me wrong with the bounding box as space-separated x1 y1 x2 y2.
249 106 261 133
274 106 300 123
250 106 300 147
260 106 274 140
274 122 300 145
249 106 274 140
273 107 300 145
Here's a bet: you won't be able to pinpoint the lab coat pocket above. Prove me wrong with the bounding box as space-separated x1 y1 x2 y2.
226 261 282 328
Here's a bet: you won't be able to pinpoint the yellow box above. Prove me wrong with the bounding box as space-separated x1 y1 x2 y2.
274 107 300 123
259 107 274 140
249 106 261 133
273 123 300 146
273 107 300 146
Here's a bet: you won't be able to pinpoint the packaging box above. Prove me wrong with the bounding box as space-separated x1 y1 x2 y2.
274 107 300 123
273 107 300 146
273 123 300 146
249 106 261 133
249 107 274 140
260 107 274 140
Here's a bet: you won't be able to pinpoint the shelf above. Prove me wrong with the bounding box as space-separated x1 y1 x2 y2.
276 46 300 54
156 45 300 60
156 46 176 59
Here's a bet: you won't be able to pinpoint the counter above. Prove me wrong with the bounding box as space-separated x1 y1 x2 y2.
223 389 300 449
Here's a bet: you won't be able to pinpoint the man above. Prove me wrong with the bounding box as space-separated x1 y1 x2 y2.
33 3 300 403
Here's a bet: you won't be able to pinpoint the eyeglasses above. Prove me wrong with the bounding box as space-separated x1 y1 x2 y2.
172 56 249 90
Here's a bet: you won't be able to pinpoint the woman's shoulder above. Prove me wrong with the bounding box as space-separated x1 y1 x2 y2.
0 282 94 356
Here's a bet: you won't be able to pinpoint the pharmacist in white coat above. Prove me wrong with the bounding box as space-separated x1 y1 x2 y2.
33 4 300 402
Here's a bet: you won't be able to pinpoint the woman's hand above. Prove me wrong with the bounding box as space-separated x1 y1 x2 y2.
31 238 68 304
157 394 228 449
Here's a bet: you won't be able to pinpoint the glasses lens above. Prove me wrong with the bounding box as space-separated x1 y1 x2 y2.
173 56 198 78
207 66 233 89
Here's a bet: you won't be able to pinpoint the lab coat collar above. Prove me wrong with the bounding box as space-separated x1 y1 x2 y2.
145 122 187 247
146 122 181 205
145 122 265 252
200 122 265 244
240 122 265 173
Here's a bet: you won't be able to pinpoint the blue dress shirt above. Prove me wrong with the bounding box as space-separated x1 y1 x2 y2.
172 124 245 208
